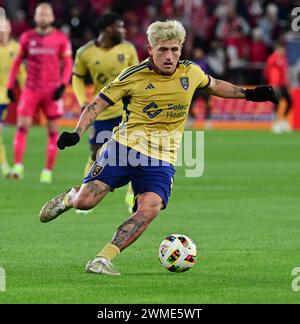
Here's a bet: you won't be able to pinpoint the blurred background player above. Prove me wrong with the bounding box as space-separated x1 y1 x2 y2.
7 3 72 182
0 19 25 178
72 12 138 212
265 43 292 134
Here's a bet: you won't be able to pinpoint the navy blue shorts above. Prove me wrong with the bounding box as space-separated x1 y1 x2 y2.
0 104 8 123
89 116 122 145
83 140 175 210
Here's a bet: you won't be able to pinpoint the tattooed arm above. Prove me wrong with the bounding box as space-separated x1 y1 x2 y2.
56 95 111 150
74 96 110 137
203 77 246 99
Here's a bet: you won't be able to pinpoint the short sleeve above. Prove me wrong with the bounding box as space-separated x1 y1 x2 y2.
99 72 133 105
194 65 211 89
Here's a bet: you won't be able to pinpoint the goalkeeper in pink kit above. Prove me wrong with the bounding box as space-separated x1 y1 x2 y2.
7 3 72 183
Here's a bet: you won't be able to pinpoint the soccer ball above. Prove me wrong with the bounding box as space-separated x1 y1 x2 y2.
159 234 197 272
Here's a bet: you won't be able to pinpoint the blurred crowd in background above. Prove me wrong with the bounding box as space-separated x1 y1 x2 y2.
2 0 300 86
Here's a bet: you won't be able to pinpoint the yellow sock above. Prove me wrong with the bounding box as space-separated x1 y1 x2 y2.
63 193 71 208
83 156 95 177
63 187 79 208
97 243 120 260
0 136 8 165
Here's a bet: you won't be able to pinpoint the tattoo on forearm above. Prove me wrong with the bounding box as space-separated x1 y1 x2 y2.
232 86 246 96
112 218 145 248
86 102 98 113
75 102 100 135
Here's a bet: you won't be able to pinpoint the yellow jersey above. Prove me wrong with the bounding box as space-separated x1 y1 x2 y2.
73 40 138 120
100 59 210 164
0 39 26 104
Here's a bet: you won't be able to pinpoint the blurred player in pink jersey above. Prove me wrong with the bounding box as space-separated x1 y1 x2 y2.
7 3 72 183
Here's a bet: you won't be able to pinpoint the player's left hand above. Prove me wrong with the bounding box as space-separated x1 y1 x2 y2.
245 85 279 104
53 84 66 100
57 132 80 150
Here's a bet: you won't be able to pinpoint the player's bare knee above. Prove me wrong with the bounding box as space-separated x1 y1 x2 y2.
136 194 162 220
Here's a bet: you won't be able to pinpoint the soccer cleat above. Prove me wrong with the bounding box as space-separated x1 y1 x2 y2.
85 256 120 276
280 120 292 133
10 163 24 179
75 208 94 215
39 191 71 223
271 121 283 134
40 169 53 184
1 163 11 178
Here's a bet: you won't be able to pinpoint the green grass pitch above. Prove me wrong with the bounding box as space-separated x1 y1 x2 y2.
0 126 300 304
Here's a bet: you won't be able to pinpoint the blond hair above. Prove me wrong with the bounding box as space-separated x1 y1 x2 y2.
147 20 186 47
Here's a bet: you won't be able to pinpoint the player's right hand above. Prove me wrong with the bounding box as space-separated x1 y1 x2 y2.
7 89 16 102
57 132 80 150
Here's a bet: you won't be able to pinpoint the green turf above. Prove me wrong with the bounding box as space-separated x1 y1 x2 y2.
0 126 300 304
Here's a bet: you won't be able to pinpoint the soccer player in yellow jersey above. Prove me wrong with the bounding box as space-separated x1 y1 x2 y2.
40 20 278 275
0 19 25 177
72 12 138 212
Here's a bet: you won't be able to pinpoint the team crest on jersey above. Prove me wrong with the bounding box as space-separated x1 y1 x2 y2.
180 77 189 90
117 54 125 63
91 164 103 177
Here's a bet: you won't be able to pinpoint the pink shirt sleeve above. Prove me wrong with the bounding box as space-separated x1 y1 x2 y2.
7 33 27 88
60 35 73 85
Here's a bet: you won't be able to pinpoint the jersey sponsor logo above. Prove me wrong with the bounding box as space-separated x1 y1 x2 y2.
145 83 155 89
91 164 103 177
117 54 125 63
143 101 162 119
29 47 56 55
166 103 188 118
180 77 189 90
